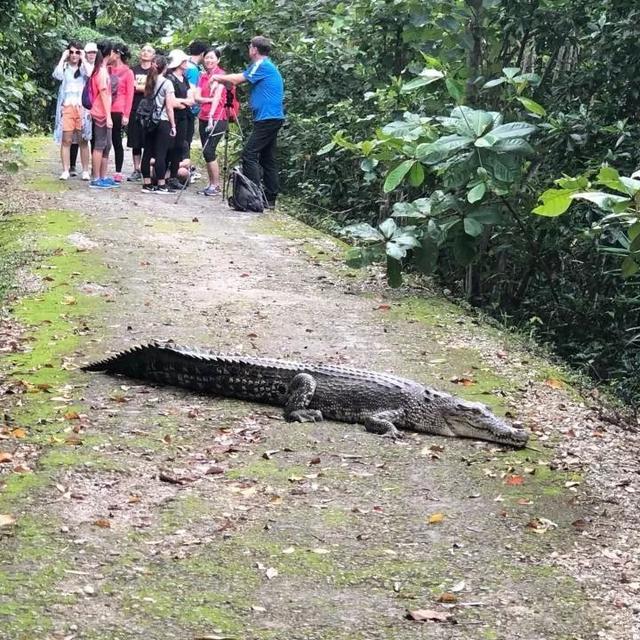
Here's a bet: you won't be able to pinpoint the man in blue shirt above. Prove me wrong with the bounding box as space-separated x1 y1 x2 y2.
212 36 285 208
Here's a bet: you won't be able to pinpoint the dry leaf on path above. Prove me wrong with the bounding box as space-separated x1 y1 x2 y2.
427 513 445 524
0 514 16 527
505 474 524 486
406 608 454 623
0 452 13 464
94 518 111 528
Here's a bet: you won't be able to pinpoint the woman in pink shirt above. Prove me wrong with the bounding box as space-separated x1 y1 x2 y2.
195 48 229 196
89 41 116 189
109 44 134 182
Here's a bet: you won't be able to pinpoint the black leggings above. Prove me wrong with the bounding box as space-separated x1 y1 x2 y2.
111 112 124 172
199 119 227 162
167 118 188 179
141 121 174 182
70 143 78 168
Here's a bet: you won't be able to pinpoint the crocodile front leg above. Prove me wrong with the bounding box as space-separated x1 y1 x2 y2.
364 410 405 439
284 373 324 422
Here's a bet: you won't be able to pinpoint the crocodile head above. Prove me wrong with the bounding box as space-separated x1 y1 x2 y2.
433 395 529 447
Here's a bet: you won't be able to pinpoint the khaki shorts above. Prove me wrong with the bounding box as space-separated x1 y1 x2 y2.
62 105 83 133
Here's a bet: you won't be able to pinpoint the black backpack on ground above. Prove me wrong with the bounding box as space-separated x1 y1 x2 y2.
227 166 266 213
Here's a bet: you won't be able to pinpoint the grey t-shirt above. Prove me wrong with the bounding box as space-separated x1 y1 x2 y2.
154 77 174 121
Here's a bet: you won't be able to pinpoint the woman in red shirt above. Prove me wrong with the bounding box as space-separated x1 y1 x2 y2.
195 48 229 196
109 44 135 182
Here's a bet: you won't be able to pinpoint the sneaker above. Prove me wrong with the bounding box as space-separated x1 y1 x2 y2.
69 167 78 177
127 170 142 182
141 184 157 194
113 172 124 183
59 170 70 181
197 186 218 196
155 184 176 194
102 177 120 187
81 171 91 181
89 178 114 189
166 178 184 191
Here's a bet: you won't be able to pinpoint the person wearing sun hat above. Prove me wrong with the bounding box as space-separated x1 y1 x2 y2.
164 49 195 190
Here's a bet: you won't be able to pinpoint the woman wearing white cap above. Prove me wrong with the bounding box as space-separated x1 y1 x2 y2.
165 49 195 190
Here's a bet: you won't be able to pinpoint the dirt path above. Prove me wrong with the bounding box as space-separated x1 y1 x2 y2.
1 139 638 640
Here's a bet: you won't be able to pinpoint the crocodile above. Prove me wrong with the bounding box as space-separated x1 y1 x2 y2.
82 342 529 447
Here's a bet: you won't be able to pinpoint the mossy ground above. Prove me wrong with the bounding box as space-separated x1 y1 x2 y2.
0 138 614 639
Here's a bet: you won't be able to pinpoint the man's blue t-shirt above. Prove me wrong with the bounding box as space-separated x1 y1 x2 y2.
185 60 202 116
242 58 284 121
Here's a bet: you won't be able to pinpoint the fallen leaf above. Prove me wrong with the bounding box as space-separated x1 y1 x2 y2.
311 548 330 554
427 513 445 525
13 464 32 473
377 304 391 311
0 452 13 464
281 547 295 554
62 295 77 305
517 498 533 506
0 514 16 527
10 428 27 439
437 592 458 603
406 608 454 623
505 474 524 486
450 376 475 386
265 567 278 580
544 378 564 389
64 411 80 420
94 518 111 528
572 518 588 530
127 495 141 504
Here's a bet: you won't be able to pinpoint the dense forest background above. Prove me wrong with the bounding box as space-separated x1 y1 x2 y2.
2 0 640 405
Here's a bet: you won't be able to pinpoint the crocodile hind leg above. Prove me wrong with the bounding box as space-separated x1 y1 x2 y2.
284 373 324 423
364 410 405 439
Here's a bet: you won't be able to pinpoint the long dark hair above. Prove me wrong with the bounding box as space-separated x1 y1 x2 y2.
144 55 168 96
114 42 131 64
91 40 113 78
67 40 83 78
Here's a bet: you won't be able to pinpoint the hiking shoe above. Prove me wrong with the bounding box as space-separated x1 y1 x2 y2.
141 184 157 194
113 172 124 183
198 186 220 197
89 178 113 189
59 170 70 180
127 170 142 182
154 184 176 194
166 178 184 191
102 177 120 187
81 171 91 181
69 167 78 177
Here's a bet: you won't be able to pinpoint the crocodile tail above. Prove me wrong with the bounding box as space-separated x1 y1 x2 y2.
81 342 167 375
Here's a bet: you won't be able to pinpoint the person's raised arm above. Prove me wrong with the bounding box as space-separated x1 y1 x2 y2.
53 51 67 81
210 72 246 86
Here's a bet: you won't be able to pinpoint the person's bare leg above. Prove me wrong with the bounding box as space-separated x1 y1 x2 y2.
60 132 73 172
79 140 89 173
100 155 108 180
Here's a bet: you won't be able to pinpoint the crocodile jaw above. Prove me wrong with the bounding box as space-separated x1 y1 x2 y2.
440 400 529 448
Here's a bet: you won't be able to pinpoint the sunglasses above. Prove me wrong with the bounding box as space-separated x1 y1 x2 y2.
69 50 81 54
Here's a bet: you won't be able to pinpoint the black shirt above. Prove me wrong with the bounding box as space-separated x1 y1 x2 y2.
167 72 190 122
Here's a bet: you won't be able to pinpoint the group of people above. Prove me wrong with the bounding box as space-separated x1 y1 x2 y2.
53 35 284 206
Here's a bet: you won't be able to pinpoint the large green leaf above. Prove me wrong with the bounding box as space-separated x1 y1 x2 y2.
445 77 465 103
409 161 425 187
622 256 640 279
570 191 630 212
532 188 573 217
379 218 398 239
467 182 486 203
415 134 473 164
383 160 415 193
480 151 522 183
463 217 484 237
317 141 336 155
454 109 494 138
400 68 445 93
342 222 384 242
516 97 546 116
493 138 535 156
475 122 538 147
467 205 503 224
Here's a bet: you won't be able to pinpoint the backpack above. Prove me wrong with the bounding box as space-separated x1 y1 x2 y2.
81 78 94 110
227 166 266 213
226 85 241 122
136 80 167 133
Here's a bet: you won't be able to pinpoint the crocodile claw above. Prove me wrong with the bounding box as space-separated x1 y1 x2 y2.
286 409 324 423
